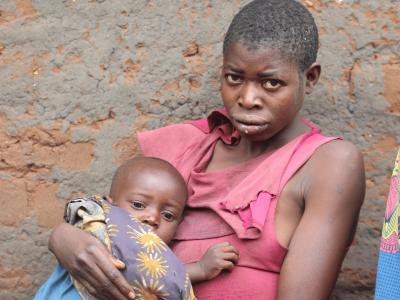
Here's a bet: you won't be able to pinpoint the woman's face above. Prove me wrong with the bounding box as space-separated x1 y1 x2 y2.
220 43 306 142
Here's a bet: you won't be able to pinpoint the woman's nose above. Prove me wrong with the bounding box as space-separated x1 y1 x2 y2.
238 83 263 109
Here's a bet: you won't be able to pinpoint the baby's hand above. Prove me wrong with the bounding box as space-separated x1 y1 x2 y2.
198 242 239 281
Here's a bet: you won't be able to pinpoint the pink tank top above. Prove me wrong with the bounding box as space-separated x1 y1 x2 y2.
138 109 339 299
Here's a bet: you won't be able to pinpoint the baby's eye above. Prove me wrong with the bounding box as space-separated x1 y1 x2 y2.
162 211 175 222
131 201 145 210
225 74 243 84
262 79 281 90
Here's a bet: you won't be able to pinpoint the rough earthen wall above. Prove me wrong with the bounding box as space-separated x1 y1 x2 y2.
0 1 398 299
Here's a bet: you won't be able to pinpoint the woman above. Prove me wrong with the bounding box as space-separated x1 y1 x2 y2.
48 1 365 299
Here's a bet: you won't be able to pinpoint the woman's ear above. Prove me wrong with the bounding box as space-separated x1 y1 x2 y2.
304 63 321 94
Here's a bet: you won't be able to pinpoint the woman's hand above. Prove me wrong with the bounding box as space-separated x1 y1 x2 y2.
49 223 135 300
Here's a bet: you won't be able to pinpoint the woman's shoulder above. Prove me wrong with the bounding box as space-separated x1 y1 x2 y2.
312 139 363 166
303 139 365 206
136 121 208 164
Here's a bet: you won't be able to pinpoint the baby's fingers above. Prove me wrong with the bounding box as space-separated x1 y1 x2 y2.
223 244 239 255
222 251 239 264
219 259 235 271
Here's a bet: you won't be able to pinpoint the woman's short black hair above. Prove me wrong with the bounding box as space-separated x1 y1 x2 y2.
223 0 319 71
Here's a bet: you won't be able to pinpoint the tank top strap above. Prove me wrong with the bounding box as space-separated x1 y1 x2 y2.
277 131 341 194
221 124 341 240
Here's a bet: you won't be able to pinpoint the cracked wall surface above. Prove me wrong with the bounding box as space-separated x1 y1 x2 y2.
0 1 399 299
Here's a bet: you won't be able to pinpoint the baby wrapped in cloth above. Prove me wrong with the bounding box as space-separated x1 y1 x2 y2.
65 195 195 300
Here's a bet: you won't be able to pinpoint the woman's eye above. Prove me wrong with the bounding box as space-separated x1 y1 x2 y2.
226 74 243 84
162 211 175 222
263 79 281 90
131 201 145 210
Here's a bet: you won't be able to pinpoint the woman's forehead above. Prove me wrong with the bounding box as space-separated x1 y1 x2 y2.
223 42 298 72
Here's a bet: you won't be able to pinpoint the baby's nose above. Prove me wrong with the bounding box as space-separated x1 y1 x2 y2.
142 214 160 228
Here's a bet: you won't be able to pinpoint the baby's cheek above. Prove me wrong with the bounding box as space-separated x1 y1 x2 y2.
158 223 179 244
168 222 180 238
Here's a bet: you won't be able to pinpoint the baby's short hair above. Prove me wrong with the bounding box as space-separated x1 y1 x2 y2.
223 0 319 71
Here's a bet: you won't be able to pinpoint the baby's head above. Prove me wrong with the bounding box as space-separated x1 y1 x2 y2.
109 157 187 244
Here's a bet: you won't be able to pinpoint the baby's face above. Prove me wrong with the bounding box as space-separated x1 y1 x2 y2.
111 168 187 244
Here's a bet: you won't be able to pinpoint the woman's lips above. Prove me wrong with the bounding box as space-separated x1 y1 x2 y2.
232 118 270 134
230 114 269 125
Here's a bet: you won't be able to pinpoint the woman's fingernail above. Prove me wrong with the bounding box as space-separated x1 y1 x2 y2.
128 291 135 299
117 260 125 268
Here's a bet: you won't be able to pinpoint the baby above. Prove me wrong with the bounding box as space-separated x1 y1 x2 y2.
35 157 239 300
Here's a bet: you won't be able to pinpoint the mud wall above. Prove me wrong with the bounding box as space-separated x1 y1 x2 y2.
0 1 399 299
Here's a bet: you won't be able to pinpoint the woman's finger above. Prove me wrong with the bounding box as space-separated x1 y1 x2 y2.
93 248 135 299
72 262 116 300
112 257 126 270
79 263 130 300
74 277 97 298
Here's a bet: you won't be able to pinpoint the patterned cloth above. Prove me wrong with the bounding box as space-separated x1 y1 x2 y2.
65 195 195 300
375 149 400 300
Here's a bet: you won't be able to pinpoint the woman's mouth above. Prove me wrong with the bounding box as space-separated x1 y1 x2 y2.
231 116 270 135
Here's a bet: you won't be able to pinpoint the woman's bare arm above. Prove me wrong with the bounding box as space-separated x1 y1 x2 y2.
278 141 365 300
49 223 135 300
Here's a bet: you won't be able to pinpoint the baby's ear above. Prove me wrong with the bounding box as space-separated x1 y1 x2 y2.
304 63 321 94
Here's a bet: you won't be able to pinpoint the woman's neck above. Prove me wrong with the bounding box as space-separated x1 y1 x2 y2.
206 114 310 172
233 114 309 159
